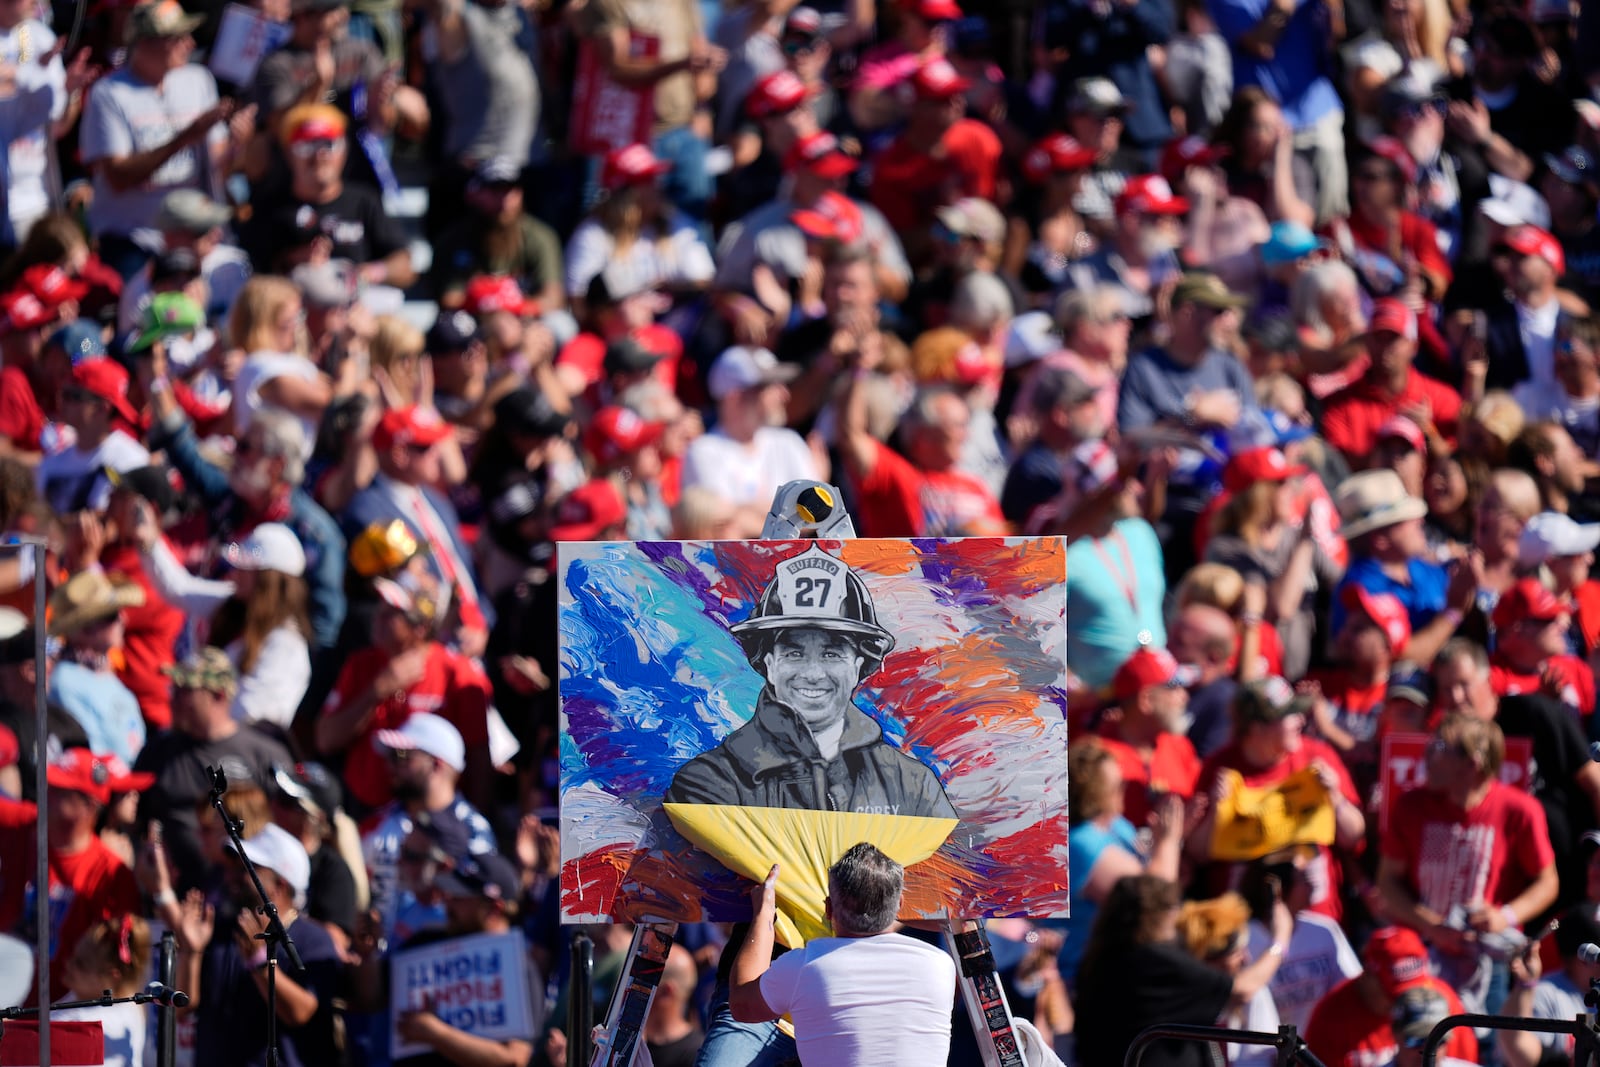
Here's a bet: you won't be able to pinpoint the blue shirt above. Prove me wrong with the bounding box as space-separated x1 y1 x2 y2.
1066 518 1168 690
1331 556 1450 635
1207 0 1343 131
1060 816 1143 984
49 662 144 766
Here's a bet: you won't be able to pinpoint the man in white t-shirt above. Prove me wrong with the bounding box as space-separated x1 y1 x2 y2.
680 345 818 535
730 843 956 1067
36 358 150 514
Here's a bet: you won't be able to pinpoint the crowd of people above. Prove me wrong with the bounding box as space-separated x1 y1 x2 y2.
0 0 1595 1060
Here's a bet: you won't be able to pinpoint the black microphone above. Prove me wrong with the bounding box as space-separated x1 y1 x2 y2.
144 981 190 1007
207 764 228 800
1579 943 1600 965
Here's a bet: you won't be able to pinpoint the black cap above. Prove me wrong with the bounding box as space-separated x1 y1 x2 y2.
427 308 481 353
1556 903 1600 958
604 337 662 377
435 852 521 902
151 248 201 287
494 387 570 439
273 762 342 817
105 464 181 517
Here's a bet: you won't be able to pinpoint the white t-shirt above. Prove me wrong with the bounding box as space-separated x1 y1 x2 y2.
0 19 66 243
758 933 956 1067
1513 379 1600 458
564 213 715 298
1247 912 1363 1032
680 426 819 507
1516 296 1562 389
232 350 321 456
56 999 146 1067
35 429 150 513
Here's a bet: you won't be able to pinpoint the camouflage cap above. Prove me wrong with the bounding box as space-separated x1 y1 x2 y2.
126 0 204 41
163 647 238 696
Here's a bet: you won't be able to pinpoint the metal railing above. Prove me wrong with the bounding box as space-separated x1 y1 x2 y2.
1421 1012 1600 1067
1126 1023 1328 1067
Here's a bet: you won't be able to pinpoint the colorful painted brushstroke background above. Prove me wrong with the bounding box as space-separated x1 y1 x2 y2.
558 537 1070 924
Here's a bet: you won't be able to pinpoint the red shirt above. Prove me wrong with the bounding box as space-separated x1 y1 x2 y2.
1095 730 1201 827
0 796 35 934
102 543 184 731
1309 669 1388 751
1340 210 1453 291
322 642 492 809
1320 369 1462 465
36 836 141 1002
1196 738 1360 921
1303 975 1476 1067
0 366 44 451
555 325 682 393
1490 653 1596 718
868 120 1002 234
1381 779 1555 918
852 439 1007 539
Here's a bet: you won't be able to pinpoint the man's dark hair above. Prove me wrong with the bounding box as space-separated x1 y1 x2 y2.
1504 421 1560 482
828 842 903 935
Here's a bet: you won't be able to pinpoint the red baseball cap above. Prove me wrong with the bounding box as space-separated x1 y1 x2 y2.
374 406 452 452
47 749 114 805
747 69 810 119
71 358 139 425
1222 447 1307 494
464 275 535 318
1 290 54 332
1022 134 1096 183
784 131 858 177
1113 646 1198 702
551 479 628 541
912 58 971 100
585 406 664 465
22 264 89 306
1341 585 1411 655
1367 298 1418 341
791 191 864 244
1377 414 1426 453
909 0 962 20
1158 135 1229 185
1501 224 1567 275
1368 136 1417 185
1364 927 1433 997
1115 175 1190 216
1492 577 1571 631
99 753 155 794
601 143 672 190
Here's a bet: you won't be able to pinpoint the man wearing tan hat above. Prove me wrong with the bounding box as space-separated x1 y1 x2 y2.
46 571 147 766
1331 469 1478 666
79 0 255 278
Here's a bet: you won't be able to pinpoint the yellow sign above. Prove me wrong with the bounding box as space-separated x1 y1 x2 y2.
1209 767 1335 862
664 803 959 946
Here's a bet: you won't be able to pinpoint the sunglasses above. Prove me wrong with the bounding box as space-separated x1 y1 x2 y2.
1396 98 1448 121
290 138 340 159
782 37 818 56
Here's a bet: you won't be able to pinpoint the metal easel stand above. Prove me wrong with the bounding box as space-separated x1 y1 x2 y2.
582 480 1025 1067
1420 1009 1600 1067
1126 1023 1327 1067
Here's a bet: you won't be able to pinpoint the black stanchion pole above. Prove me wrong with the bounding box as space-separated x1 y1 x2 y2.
569 932 594 1067
159 930 177 1067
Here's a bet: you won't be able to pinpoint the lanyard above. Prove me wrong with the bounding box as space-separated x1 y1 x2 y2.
1089 528 1139 615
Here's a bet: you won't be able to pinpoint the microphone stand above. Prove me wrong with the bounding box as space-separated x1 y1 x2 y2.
207 765 304 1067
1 986 191 1020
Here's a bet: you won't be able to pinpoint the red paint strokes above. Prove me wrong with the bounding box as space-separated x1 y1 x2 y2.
560 843 632 918
902 817 1072 918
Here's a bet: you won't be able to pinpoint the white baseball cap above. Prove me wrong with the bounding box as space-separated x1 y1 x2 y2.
707 346 800 401
375 711 466 773
239 823 311 904
1518 511 1600 566
222 523 307 577
1479 175 1552 231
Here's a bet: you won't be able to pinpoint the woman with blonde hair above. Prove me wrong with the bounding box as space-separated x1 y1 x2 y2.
564 144 715 312
1474 467 1542 609
228 275 335 451
131 505 312 733
1458 391 1526 469
1178 892 1283 1066
366 314 469 491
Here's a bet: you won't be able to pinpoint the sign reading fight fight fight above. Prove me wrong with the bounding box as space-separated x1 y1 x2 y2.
389 931 535 1059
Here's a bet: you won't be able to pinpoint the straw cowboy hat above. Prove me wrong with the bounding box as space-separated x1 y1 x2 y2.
48 572 145 638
